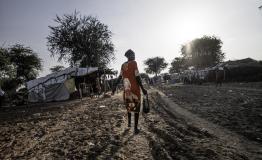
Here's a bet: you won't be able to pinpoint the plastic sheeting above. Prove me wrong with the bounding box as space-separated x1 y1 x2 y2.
27 67 76 91
45 83 70 102
26 67 98 102
26 67 98 92
28 79 76 102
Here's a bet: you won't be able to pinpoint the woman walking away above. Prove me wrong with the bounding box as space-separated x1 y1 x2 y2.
112 49 147 134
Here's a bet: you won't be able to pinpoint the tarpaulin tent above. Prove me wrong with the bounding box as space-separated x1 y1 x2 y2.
26 67 98 102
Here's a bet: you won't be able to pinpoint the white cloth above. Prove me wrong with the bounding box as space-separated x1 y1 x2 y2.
26 67 77 90
26 67 99 92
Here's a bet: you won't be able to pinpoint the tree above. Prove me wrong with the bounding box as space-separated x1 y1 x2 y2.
9 44 42 82
0 48 12 81
144 57 168 77
181 35 224 68
50 65 65 73
0 48 9 71
0 44 42 92
47 11 114 68
169 57 188 73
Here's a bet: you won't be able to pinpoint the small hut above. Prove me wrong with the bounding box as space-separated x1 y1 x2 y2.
26 67 98 102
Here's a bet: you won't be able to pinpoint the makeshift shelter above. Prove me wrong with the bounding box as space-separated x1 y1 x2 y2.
26 67 98 102
210 58 262 82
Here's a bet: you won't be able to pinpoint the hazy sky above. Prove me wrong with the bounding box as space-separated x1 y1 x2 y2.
1 0 262 77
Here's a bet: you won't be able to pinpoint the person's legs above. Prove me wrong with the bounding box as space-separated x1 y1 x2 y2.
134 112 139 133
128 112 131 127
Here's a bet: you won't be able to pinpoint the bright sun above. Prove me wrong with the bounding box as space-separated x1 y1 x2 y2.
177 18 206 42
166 13 209 44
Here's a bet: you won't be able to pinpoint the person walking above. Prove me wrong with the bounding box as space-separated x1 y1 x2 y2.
112 49 147 134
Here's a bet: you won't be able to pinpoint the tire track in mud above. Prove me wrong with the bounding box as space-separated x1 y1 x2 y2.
142 90 251 160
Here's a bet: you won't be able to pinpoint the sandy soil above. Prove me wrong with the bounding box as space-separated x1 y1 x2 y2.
0 95 153 160
0 84 261 159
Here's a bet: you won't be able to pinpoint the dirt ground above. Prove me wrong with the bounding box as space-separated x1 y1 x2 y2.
0 83 261 159
158 82 262 144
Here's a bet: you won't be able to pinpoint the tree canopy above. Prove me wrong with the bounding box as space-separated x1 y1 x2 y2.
0 44 42 91
50 65 65 73
169 57 188 73
181 35 224 68
144 57 168 77
0 48 10 72
47 11 115 68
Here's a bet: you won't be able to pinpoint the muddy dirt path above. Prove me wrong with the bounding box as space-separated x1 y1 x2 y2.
143 90 256 160
150 89 262 159
0 89 260 159
0 95 153 159
159 84 262 144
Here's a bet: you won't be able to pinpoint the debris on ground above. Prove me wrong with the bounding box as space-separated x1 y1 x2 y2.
0 82 261 159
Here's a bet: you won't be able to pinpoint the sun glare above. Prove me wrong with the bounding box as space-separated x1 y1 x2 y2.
163 13 208 45
177 18 206 42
